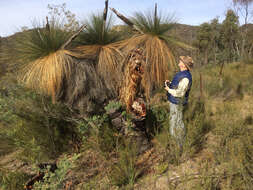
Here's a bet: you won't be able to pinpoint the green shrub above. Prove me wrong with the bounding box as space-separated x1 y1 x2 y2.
183 100 211 156
0 76 76 163
77 113 120 158
0 168 30 190
146 104 170 138
33 153 80 190
104 100 122 112
109 140 143 188
214 121 253 190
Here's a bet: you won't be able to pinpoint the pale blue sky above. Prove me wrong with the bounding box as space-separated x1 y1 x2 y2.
0 0 246 37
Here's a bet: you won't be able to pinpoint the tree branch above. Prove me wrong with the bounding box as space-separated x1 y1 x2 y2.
60 24 86 50
110 7 143 34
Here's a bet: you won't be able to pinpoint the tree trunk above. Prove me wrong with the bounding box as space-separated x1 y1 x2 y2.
46 16 50 32
102 0 109 42
204 49 208 65
219 61 225 76
199 73 203 99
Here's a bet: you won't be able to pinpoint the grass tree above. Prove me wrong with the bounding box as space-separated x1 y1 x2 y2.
111 4 194 99
74 1 125 95
9 18 108 114
11 19 81 103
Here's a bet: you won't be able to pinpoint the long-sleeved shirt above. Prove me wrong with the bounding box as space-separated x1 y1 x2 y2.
167 78 189 98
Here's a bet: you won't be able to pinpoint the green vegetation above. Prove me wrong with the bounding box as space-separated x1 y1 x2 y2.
0 76 76 163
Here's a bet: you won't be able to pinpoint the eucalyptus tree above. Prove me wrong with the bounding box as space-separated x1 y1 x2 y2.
221 9 240 62
233 0 253 57
196 22 212 65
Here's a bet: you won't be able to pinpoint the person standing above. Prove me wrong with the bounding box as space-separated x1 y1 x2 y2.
164 56 194 151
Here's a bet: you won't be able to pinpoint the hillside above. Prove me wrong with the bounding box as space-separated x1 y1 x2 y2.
0 60 253 189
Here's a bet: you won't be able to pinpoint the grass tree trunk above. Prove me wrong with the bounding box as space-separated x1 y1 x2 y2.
102 0 109 42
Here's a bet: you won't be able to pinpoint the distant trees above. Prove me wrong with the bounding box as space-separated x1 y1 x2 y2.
196 22 212 65
233 0 253 57
195 18 222 65
195 9 247 64
221 9 240 63
209 18 221 64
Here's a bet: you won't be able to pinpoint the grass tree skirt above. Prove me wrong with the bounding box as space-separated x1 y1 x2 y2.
59 57 113 115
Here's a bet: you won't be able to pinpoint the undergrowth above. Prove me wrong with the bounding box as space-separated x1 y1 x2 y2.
0 75 76 163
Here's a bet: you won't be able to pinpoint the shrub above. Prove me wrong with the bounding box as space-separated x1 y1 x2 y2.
33 153 80 189
109 140 143 188
0 76 76 163
183 100 211 157
77 113 120 158
0 168 30 190
214 121 253 190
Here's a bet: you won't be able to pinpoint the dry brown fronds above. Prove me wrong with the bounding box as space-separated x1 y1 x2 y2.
72 43 124 95
120 48 145 113
20 49 74 103
119 34 176 100
73 45 101 58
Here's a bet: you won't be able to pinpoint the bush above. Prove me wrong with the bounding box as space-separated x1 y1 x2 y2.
214 121 253 190
109 140 143 188
0 168 30 190
0 76 76 163
33 153 80 189
183 99 212 157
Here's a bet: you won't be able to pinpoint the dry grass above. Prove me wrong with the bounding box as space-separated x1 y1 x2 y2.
20 49 74 103
74 43 124 93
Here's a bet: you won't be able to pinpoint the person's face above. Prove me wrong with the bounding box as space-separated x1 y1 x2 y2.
178 60 187 71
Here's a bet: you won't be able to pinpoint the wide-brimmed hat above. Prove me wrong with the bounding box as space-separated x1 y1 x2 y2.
180 56 194 70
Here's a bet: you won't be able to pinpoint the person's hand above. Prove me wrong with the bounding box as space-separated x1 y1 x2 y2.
164 80 170 91
164 80 170 87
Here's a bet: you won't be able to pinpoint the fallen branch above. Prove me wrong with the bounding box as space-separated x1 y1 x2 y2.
60 24 87 50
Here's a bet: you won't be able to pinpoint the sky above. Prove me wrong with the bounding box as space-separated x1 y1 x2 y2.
0 0 243 37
